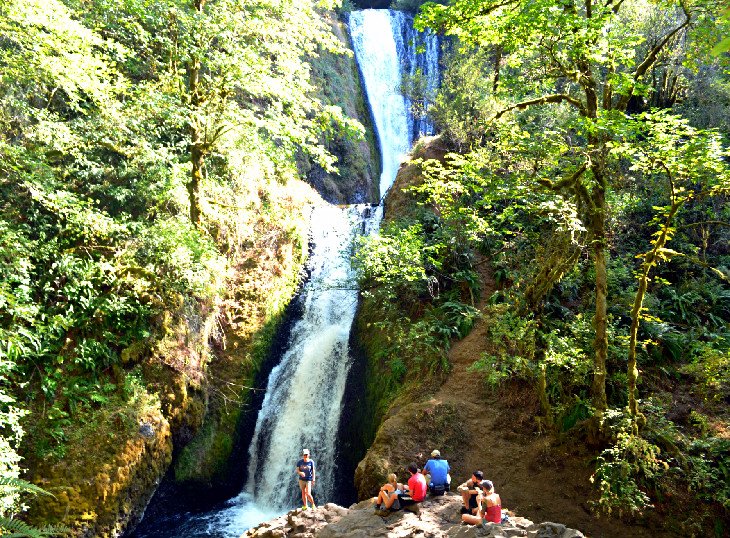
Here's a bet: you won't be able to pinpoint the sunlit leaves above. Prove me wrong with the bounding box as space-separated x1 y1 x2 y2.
0 0 125 113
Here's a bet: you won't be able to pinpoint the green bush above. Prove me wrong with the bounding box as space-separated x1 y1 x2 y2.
591 408 666 517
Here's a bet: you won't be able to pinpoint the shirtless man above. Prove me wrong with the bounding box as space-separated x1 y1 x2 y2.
457 470 483 515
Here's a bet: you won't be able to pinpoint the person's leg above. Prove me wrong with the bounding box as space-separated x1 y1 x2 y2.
461 513 481 525
305 482 315 508
460 489 470 509
299 481 308 508
402 499 420 514
385 492 403 509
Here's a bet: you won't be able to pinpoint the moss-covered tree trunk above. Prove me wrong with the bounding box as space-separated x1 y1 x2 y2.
590 185 608 418
187 0 206 227
627 199 681 431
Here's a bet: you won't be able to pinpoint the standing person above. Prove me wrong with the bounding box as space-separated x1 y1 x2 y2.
422 449 451 495
457 471 483 515
462 480 503 526
296 448 316 510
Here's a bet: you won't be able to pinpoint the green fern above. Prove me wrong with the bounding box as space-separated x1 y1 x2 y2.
0 477 54 498
0 516 70 537
0 477 70 537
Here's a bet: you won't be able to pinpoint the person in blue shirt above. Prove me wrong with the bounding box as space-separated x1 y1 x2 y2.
296 448 316 510
422 449 451 495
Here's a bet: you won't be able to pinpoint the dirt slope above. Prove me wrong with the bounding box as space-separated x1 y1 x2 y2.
356 259 665 538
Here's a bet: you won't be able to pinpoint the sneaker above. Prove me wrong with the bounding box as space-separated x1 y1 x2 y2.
312 504 317 510
302 505 308 510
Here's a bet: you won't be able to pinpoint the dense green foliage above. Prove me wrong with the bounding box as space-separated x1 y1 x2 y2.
0 0 360 527
355 0 729 532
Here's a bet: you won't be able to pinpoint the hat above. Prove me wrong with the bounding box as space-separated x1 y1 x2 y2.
481 480 494 491
431 449 441 457
302 448 310 455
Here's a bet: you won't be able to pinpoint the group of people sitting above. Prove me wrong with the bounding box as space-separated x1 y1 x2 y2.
457 470 503 525
373 449 504 527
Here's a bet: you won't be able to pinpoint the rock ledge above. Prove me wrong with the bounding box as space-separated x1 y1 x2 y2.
243 494 585 538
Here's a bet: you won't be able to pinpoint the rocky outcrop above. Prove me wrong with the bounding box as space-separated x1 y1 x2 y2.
243 495 585 538
305 13 380 204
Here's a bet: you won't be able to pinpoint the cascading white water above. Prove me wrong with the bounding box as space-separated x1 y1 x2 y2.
243 203 367 509
236 14 440 515
350 9 440 198
132 10 439 537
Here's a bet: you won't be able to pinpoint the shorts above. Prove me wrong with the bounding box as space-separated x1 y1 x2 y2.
429 483 449 495
299 479 312 492
398 494 421 507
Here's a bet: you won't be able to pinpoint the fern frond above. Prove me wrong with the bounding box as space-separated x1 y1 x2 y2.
0 477 54 498
0 516 71 537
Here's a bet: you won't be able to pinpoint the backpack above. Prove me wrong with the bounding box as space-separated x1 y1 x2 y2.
430 484 446 496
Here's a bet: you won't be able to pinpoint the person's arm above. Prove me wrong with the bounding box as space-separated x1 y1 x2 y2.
421 461 430 475
311 461 316 482
297 465 304 478
476 494 485 518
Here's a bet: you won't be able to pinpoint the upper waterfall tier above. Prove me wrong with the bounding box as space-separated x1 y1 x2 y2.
349 10 440 199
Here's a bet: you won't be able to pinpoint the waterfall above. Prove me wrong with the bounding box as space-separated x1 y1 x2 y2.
131 9 439 537
349 9 440 198
238 11 440 514
243 203 367 509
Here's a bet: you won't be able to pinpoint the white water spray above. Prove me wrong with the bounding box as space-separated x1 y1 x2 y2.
349 10 440 198
244 204 367 509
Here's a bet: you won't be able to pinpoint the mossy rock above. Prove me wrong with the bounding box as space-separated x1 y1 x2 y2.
306 13 380 204
354 400 468 500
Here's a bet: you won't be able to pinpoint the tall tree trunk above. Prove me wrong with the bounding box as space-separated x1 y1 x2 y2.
591 185 608 417
535 325 553 428
187 0 206 227
627 266 648 432
189 140 203 225
492 44 503 93
627 200 681 431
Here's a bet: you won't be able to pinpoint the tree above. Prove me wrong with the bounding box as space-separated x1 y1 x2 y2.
170 0 350 226
417 0 728 426
609 111 730 429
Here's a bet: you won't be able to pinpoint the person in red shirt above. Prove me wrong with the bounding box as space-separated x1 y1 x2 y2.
397 462 426 512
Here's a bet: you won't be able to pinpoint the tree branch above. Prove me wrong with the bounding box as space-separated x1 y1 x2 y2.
492 93 587 120
537 161 588 191
617 2 691 110
678 221 730 229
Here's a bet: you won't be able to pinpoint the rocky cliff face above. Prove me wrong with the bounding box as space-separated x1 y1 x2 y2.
243 496 585 538
304 13 380 204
